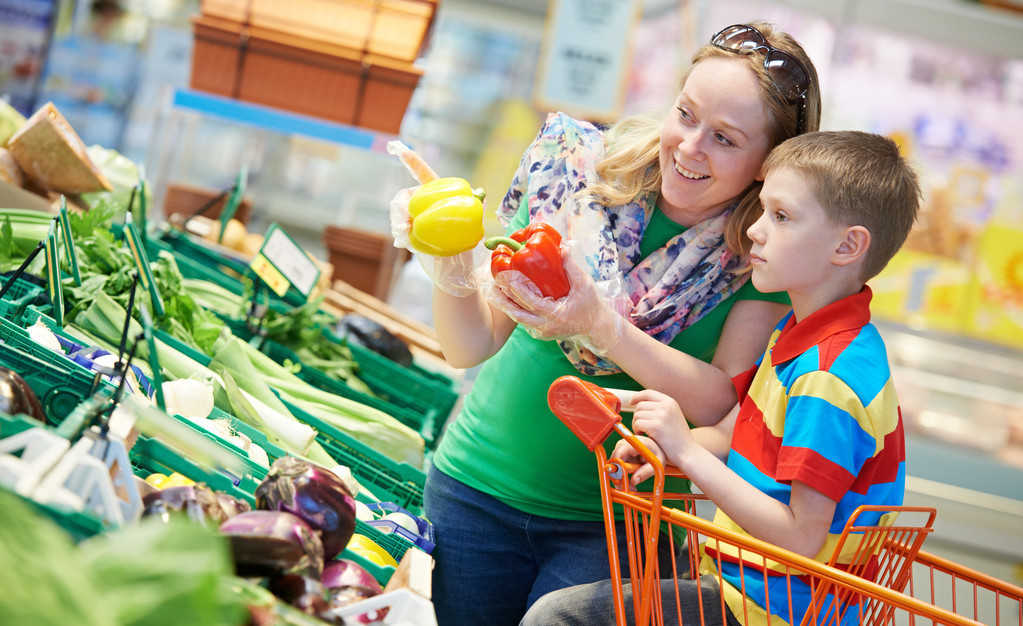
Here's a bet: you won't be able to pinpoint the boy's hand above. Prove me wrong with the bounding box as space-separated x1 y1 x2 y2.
630 389 694 470
612 435 667 486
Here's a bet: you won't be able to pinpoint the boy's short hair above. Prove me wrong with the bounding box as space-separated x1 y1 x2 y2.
763 130 921 280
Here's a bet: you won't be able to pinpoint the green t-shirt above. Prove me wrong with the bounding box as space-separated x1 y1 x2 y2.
432 204 789 520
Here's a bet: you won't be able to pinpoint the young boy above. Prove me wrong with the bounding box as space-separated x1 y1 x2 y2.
521 130 921 626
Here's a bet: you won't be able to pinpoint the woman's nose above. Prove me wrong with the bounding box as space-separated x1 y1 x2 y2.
675 127 705 158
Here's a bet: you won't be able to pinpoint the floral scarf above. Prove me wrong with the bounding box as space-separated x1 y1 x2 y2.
498 113 750 376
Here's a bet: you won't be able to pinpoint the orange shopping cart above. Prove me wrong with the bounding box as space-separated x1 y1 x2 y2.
547 375 1023 626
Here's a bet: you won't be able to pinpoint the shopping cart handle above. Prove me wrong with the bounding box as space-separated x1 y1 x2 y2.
548 376 622 451
613 459 689 481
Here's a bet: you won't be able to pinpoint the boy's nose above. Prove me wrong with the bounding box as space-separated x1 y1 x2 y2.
747 215 766 243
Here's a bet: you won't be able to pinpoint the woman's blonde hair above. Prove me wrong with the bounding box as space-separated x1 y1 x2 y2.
587 22 822 255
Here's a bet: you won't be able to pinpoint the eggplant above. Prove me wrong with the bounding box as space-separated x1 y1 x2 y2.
267 574 339 622
221 510 325 578
142 484 250 526
337 315 413 367
322 559 387 624
0 367 45 422
255 457 357 561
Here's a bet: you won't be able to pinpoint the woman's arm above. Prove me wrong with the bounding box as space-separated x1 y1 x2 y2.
604 298 788 426
432 287 517 368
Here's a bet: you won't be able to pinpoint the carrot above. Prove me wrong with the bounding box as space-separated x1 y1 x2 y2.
386 140 438 184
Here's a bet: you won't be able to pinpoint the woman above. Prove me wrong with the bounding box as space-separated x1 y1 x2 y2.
394 22 822 626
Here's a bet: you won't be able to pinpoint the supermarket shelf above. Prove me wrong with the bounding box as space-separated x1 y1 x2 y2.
171 88 396 152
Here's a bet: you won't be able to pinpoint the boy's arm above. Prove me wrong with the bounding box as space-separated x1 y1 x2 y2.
689 403 739 459
676 443 837 558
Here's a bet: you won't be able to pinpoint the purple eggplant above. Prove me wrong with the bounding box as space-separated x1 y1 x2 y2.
220 510 325 578
0 367 45 422
267 574 333 619
255 457 357 561
142 484 250 526
322 559 387 624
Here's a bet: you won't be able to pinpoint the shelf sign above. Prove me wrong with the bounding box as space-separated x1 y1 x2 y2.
534 0 642 122
250 224 320 298
44 220 64 326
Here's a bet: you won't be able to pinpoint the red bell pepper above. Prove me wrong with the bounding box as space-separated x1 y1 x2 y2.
484 222 571 299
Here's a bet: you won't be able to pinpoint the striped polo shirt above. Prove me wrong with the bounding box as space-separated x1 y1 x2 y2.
700 287 906 626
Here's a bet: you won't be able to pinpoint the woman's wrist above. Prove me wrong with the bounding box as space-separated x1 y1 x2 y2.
582 305 626 356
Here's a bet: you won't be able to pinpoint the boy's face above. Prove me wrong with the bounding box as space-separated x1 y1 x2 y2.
747 166 850 296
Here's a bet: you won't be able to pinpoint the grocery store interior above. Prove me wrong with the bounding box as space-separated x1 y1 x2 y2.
1 0 1022 624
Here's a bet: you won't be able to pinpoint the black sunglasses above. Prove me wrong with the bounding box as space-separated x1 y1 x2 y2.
710 24 810 134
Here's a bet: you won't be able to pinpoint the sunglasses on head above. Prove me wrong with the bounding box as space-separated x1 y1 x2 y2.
710 24 810 134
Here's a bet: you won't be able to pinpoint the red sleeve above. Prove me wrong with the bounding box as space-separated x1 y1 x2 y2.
731 365 757 404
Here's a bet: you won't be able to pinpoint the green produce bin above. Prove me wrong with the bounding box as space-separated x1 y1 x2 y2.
278 395 425 516
130 435 260 506
0 275 44 320
0 337 105 425
262 338 439 449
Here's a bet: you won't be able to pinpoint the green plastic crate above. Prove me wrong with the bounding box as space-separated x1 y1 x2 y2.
277 396 425 516
144 235 291 316
329 333 457 441
262 339 438 449
223 315 452 450
19 490 108 542
170 408 270 480
0 339 105 425
0 275 44 320
129 435 260 506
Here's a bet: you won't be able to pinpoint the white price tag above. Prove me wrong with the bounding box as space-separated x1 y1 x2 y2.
256 224 320 297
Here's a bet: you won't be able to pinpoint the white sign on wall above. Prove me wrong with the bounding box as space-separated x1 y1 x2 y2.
534 0 642 122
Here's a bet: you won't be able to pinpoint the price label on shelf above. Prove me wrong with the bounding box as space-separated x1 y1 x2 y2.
250 224 320 298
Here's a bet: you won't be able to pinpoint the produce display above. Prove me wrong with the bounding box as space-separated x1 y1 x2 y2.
0 103 450 625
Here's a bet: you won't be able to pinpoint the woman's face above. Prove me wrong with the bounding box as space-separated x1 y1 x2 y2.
658 56 773 226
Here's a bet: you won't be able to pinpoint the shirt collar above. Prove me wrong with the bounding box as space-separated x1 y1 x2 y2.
770 286 873 366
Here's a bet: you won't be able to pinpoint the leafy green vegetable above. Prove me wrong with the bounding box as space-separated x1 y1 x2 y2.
0 489 245 626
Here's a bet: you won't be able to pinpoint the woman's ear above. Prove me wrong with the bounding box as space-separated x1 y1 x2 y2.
833 225 870 267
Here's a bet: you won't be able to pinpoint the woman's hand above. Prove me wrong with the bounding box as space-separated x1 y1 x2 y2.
487 250 625 354
390 187 483 297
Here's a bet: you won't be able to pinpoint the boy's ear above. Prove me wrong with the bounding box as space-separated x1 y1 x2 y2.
833 225 870 267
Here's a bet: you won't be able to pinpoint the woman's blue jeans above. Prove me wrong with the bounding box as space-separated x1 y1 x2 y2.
424 466 683 626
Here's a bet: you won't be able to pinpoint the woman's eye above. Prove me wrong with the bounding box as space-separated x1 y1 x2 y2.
714 132 734 147
773 210 788 222
676 106 692 122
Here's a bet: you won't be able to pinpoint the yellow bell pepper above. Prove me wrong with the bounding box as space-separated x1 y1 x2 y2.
346 534 399 568
407 177 485 256
161 472 195 488
144 473 170 489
